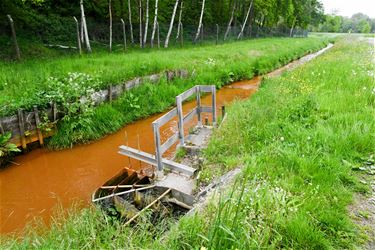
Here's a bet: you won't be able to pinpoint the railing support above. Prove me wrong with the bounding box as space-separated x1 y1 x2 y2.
196 86 202 126
176 95 185 146
212 85 217 125
152 122 164 178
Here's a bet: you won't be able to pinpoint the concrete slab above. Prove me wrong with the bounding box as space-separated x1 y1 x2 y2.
156 172 195 195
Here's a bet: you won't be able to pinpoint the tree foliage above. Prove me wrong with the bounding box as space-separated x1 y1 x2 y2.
314 13 375 33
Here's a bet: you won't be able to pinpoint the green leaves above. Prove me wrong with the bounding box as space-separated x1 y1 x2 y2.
0 132 21 159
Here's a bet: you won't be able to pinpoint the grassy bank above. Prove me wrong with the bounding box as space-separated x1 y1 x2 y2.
7 37 330 149
0 37 328 117
2 37 373 249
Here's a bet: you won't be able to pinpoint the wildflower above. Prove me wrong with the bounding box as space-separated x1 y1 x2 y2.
280 137 285 142
307 136 311 141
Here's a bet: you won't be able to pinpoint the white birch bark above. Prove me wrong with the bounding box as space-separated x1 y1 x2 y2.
176 0 183 40
80 0 92 52
194 0 206 43
237 0 253 40
109 0 113 52
73 16 82 55
224 1 236 41
164 0 179 48
121 18 127 51
143 0 149 45
128 0 134 44
150 0 159 47
6 15 21 60
139 0 143 48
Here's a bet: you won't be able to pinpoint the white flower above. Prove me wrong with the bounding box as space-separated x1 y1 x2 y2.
280 137 285 142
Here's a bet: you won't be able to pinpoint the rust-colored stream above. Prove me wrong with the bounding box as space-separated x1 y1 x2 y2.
0 44 332 234
0 78 259 234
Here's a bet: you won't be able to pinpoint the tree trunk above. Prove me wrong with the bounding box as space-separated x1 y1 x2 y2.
80 0 92 52
121 18 127 51
150 0 159 48
194 0 206 43
224 1 236 41
143 0 149 45
6 15 21 60
128 0 134 44
73 17 82 55
157 21 160 49
237 0 253 39
289 18 296 37
139 0 143 48
176 0 183 40
109 0 113 52
216 24 219 45
164 0 179 48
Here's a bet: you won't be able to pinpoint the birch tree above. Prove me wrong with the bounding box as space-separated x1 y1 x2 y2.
109 0 113 52
224 1 236 41
150 0 159 47
194 0 205 43
80 0 91 52
164 0 179 48
176 0 183 40
143 0 149 45
128 0 134 44
139 0 143 48
237 0 253 39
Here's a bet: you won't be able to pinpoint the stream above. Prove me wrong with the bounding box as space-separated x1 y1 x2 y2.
0 44 333 234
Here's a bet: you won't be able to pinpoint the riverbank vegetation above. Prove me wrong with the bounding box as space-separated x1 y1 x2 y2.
1 36 373 249
1 37 330 150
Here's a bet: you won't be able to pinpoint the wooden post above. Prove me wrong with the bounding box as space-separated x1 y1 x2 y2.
121 18 127 51
176 95 185 145
6 15 21 60
0 121 4 135
205 117 209 126
221 105 226 117
17 109 27 150
152 122 163 173
73 17 82 55
52 102 57 122
211 85 217 125
33 106 44 146
216 24 219 45
157 21 160 49
196 86 202 126
108 84 113 102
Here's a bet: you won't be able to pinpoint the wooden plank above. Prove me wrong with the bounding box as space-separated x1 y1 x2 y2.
176 95 185 145
17 109 27 149
118 145 195 176
152 122 163 172
198 85 213 93
177 86 197 102
183 107 197 124
153 108 178 127
160 132 179 154
33 106 44 146
201 106 212 113
212 85 217 124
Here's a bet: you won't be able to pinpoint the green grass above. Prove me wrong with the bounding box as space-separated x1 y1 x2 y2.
0 37 329 117
1 36 373 249
15 37 329 149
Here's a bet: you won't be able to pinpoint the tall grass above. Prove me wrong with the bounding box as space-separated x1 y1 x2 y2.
1 37 372 249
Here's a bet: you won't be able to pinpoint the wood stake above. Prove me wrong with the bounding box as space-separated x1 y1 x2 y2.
121 18 127 51
52 102 57 122
0 121 4 135
17 109 27 149
73 17 82 55
108 84 113 102
33 106 44 146
6 15 21 60
124 188 171 226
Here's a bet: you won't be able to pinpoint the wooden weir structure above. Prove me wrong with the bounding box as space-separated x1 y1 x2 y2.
118 85 217 177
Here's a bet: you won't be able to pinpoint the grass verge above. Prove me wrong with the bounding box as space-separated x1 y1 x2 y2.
1 36 373 249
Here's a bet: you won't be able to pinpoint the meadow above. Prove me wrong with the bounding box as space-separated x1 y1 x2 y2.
1 36 373 249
